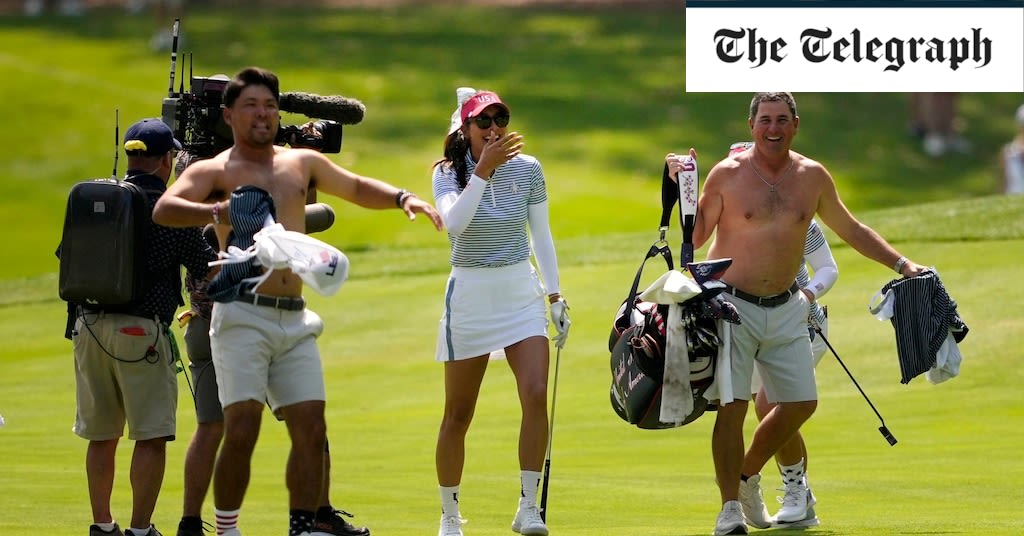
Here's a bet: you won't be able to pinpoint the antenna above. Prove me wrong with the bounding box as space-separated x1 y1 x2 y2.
112 109 119 180
167 18 180 98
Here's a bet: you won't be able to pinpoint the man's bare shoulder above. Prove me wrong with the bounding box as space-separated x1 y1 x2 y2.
791 150 829 176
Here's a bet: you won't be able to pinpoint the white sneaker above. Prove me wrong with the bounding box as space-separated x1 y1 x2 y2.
219 529 242 536
511 503 548 536
737 474 772 529
713 500 748 536
774 487 819 528
438 514 465 536
775 480 811 523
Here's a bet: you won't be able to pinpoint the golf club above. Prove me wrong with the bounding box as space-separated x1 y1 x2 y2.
539 344 562 522
814 326 898 446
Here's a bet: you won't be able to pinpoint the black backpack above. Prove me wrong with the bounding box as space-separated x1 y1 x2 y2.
58 178 151 307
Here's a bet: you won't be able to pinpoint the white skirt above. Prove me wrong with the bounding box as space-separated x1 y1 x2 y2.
435 261 548 362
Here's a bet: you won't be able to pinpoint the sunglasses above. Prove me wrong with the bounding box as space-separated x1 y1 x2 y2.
472 113 510 129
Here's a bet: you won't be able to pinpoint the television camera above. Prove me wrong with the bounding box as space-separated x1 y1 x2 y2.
158 19 365 158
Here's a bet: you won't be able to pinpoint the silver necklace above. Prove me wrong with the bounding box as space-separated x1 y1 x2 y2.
749 157 794 193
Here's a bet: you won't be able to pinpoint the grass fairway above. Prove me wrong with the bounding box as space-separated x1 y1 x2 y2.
1 3 1023 535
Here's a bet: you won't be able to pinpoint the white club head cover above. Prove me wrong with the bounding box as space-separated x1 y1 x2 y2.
638 270 702 305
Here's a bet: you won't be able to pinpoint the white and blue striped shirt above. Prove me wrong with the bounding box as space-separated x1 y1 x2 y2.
433 151 547 268
799 219 832 326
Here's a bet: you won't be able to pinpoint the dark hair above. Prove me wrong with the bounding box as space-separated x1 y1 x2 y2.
432 128 471 189
749 92 798 120
223 66 280 108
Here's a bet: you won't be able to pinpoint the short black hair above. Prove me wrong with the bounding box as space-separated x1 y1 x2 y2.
223 66 280 108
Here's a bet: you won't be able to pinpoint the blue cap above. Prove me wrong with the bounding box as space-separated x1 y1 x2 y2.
124 118 182 156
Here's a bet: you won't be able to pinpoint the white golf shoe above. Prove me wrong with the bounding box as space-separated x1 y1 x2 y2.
774 486 819 528
713 500 748 536
511 502 548 535
438 514 465 536
737 474 773 529
775 480 813 523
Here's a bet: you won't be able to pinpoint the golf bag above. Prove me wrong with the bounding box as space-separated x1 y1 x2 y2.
58 178 152 307
608 160 735 430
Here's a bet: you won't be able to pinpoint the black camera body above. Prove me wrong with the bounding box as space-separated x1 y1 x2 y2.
162 75 343 158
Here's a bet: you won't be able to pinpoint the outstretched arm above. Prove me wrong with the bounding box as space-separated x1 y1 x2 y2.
309 151 442 230
816 170 926 277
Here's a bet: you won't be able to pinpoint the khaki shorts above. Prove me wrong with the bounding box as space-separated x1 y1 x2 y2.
751 316 829 395
73 312 177 441
210 300 325 412
720 290 817 403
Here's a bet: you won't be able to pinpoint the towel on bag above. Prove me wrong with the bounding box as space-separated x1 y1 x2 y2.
638 270 703 424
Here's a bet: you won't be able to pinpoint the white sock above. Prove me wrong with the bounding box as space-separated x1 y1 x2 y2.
127 526 151 536
779 458 805 486
440 485 461 517
215 508 240 535
94 522 118 532
520 470 543 505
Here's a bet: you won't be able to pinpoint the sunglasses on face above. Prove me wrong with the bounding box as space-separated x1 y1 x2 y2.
472 113 510 129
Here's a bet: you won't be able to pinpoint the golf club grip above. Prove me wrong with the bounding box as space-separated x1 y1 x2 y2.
539 458 551 521
682 215 695 264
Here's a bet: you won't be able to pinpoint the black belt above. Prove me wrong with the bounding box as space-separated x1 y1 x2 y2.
237 290 305 311
723 282 800 308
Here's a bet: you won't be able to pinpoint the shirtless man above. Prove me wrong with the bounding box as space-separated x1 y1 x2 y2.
153 66 442 536
669 92 927 536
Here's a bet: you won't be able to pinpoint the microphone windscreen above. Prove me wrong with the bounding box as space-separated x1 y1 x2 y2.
304 202 336 234
280 91 366 125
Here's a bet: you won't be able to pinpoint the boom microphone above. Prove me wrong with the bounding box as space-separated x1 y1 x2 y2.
280 91 366 125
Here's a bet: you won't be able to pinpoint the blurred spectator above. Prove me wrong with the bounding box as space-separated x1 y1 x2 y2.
125 0 187 51
1001 104 1024 195
23 0 83 16
909 93 971 158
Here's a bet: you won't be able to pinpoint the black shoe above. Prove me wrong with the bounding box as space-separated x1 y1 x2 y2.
89 524 125 536
313 508 370 536
176 517 212 536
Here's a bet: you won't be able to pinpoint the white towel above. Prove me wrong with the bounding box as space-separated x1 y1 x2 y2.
926 330 963 384
638 270 703 424
703 320 734 406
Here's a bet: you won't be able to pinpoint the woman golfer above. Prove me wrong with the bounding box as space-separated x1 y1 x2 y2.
431 87 569 536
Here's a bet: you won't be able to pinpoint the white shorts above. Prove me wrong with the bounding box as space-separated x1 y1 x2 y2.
751 316 829 395
210 301 325 411
435 261 547 362
719 290 817 403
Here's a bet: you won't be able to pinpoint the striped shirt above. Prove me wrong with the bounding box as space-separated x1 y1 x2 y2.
432 151 547 268
878 270 968 384
799 219 829 327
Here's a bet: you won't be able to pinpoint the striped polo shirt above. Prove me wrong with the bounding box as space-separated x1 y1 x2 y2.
432 151 547 268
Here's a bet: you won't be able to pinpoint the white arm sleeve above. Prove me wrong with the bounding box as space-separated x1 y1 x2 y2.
804 237 839 300
436 174 488 237
528 200 560 295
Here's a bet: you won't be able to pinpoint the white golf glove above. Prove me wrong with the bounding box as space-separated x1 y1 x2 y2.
550 298 571 349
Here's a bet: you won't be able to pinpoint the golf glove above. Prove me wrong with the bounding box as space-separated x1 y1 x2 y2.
550 298 571 349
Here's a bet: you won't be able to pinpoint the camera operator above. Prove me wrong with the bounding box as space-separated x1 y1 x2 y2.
68 118 217 536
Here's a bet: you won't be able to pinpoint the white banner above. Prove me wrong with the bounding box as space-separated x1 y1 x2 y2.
685 3 1024 92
